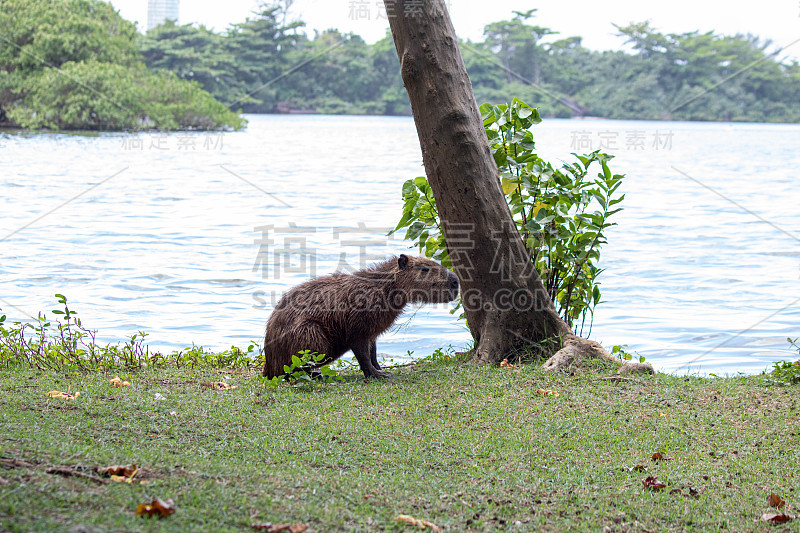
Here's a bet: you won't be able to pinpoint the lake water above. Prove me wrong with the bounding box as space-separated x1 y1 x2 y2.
1 115 798 375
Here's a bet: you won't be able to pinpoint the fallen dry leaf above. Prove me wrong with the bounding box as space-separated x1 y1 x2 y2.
205 381 239 391
535 388 559 397
109 376 130 387
47 390 79 400
629 465 646 472
643 476 667 491
97 464 138 477
105 464 142 484
251 523 308 532
396 514 442 531
136 497 175 518
651 452 672 462
768 493 786 509
500 358 513 368
761 512 793 524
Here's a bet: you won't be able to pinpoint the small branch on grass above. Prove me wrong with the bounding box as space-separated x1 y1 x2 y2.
0 457 36 469
45 467 109 485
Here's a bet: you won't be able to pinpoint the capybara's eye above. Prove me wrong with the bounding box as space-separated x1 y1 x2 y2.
418 266 430 273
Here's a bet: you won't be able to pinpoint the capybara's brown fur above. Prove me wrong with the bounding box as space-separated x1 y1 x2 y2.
262 254 459 378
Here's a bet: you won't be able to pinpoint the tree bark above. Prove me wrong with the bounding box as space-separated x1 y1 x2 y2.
383 0 652 374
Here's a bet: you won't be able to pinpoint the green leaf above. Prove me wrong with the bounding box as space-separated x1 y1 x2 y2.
393 210 413 231
552 172 571 187
424 237 439 257
608 195 625 206
501 177 519 195
406 221 425 241
601 161 611 180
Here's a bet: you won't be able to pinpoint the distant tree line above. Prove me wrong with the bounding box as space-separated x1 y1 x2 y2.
140 7 800 122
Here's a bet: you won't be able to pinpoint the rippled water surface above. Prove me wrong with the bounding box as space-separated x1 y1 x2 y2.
1 115 798 374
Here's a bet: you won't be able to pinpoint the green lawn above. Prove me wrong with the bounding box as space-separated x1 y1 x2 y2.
0 358 797 532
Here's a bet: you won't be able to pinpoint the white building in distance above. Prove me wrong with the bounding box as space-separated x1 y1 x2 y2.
146 0 179 30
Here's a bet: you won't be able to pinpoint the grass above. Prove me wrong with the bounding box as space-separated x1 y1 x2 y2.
0 356 798 532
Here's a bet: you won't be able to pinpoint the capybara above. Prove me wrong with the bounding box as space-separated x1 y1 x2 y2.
262 254 459 379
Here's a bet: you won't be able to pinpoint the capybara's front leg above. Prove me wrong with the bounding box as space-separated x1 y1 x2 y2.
369 340 382 370
352 339 389 379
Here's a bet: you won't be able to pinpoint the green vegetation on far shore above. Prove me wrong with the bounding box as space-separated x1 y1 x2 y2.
0 0 244 131
1 358 799 532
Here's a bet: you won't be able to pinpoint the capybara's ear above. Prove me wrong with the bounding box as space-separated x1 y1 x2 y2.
398 254 409 269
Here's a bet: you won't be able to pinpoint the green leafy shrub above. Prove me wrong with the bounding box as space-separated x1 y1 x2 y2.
392 98 625 334
261 350 343 386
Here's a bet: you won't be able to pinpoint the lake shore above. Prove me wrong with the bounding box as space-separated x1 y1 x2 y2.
1 357 796 532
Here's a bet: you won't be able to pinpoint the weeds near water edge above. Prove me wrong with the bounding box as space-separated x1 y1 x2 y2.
0 294 261 372
766 337 800 385
611 344 647 364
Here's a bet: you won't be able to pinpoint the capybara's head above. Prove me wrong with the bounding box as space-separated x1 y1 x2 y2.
394 254 459 304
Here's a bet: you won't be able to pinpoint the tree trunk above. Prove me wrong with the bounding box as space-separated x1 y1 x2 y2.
383 0 652 373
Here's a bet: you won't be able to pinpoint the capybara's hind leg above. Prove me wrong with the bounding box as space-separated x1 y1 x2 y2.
264 322 331 378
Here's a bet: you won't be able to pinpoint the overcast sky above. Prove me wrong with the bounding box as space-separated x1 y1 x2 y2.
113 0 800 61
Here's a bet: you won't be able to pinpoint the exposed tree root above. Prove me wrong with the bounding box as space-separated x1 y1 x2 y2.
543 335 654 375
617 361 655 375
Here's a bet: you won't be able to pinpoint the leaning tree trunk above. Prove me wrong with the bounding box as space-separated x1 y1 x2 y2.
384 0 651 373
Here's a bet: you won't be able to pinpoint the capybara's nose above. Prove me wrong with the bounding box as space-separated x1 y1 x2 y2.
448 272 459 290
